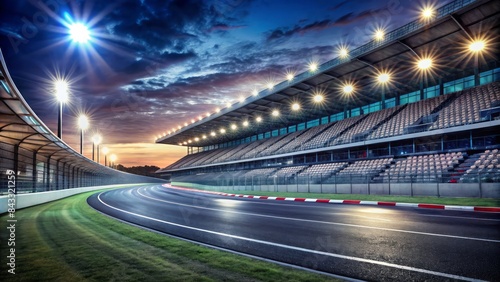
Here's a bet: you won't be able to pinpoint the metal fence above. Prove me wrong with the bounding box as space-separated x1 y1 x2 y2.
172 171 500 198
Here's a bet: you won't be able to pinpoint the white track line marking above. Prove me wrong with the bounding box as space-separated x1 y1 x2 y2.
138 186 499 243
96 191 486 282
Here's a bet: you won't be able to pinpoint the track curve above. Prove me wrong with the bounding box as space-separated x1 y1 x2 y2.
87 184 500 281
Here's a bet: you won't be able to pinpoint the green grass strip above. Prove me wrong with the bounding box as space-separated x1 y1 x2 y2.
0 188 338 281
214 190 500 207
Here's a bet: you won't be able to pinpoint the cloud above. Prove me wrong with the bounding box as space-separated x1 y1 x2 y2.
333 8 386 26
266 20 334 42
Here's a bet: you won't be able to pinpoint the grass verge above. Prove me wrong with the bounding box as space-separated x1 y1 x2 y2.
0 189 337 281
200 189 500 207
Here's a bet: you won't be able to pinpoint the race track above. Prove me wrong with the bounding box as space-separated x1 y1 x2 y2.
87 184 500 281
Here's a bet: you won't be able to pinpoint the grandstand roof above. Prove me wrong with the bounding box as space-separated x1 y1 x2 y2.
156 0 499 148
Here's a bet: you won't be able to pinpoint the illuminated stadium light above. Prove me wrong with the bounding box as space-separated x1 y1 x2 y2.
184 122 188 126
191 119 195 124
267 82 274 90
417 58 433 70
377 73 390 84
291 103 300 111
210 131 216 137
178 143 183 146
167 131 171 134
469 40 486 53
220 128 226 134
252 89 259 96
286 72 295 81
188 140 192 143
207 112 211 117
54 80 69 103
177 125 181 129
69 23 90 43
239 96 246 103
421 6 435 20
202 135 207 139
183 141 187 145
308 62 318 72
374 28 385 41
256 116 262 123
77 115 89 130
231 124 237 130
338 47 349 58
109 154 117 163
92 134 102 146
216 108 221 113
313 94 324 103
242 120 249 127
272 109 280 117
195 137 199 142
343 84 354 94
198 116 203 121
226 102 232 108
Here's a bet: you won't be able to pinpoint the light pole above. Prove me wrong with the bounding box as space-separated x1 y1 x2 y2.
77 115 89 154
102 147 109 166
92 134 102 162
55 81 68 139
109 154 117 169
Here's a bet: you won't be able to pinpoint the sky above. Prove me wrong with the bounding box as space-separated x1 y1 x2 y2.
0 0 450 168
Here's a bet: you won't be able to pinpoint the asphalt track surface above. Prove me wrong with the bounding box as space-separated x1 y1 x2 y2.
87 184 500 281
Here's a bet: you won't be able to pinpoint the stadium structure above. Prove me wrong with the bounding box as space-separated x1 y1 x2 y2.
156 0 500 198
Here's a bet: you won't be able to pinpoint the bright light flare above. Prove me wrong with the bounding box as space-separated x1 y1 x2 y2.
54 80 69 103
69 23 91 43
286 73 295 81
267 82 274 90
417 58 433 70
374 28 385 41
377 73 390 84
109 154 117 162
220 128 226 134
469 40 486 53
308 62 318 72
231 124 237 130
256 116 262 123
421 6 435 20
77 115 89 130
313 94 324 103
102 147 109 155
338 46 349 58
92 134 102 145
343 84 354 94
242 121 249 127
252 89 259 96
291 103 300 111
272 110 280 117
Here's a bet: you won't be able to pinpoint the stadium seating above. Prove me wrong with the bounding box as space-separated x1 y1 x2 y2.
460 149 500 182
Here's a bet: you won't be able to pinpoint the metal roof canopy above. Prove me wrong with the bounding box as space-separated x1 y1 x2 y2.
0 50 120 175
157 0 499 148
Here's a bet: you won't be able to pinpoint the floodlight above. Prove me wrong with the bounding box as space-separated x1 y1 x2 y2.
256 116 262 123
92 134 102 145
374 29 385 41
195 137 199 142
102 147 109 155
231 124 237 130
272 110 280 117
252 89 258 96
309 62 318 72
313 94 324 103
339 47 349 58
78 115 89 130
343 84 354 94
417 58 433 70
421 6 434 19
292 103 300 111
220 128 226 134
377 73 390 84
55 80 69 103
242 121 249 127
69 23 90 43
267 82 274 90
211 131 216 136
469 40 485 53
286 73 294 81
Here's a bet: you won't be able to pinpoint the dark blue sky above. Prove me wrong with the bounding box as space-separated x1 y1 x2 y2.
0 0 450 166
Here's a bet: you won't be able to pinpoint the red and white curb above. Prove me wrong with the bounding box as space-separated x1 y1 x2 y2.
162 184 500 213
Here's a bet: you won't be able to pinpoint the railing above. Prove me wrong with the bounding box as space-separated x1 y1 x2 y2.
0 50 164 195
171 171 500 198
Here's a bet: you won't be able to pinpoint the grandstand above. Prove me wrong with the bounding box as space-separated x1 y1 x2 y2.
156 0 500 197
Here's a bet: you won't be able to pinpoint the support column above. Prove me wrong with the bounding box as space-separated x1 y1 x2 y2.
32 151 37 192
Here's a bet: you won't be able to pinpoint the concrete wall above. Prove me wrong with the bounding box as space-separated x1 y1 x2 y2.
0 183 150 214
171 181 500 199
